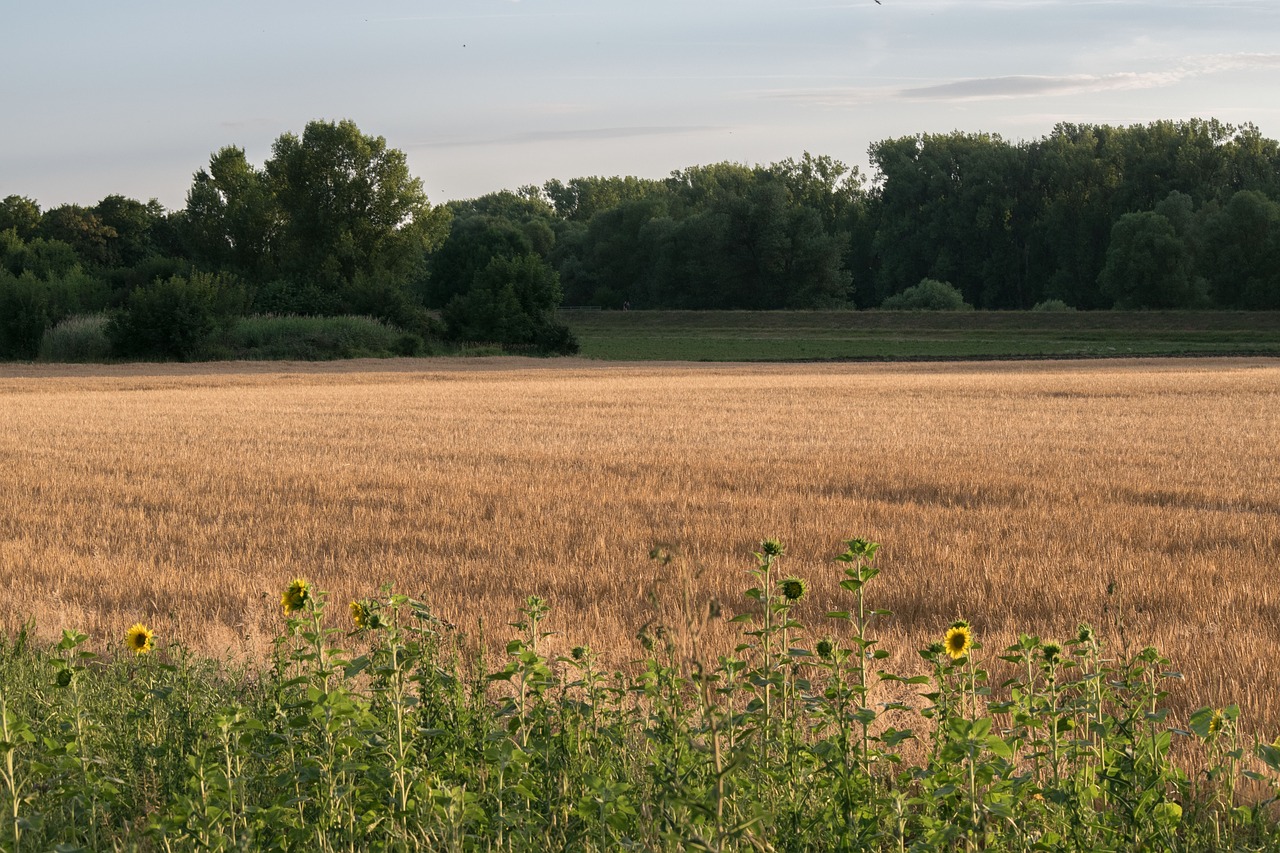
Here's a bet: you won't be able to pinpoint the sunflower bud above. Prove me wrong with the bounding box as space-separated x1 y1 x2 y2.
779 576 807 602
760 539 785 558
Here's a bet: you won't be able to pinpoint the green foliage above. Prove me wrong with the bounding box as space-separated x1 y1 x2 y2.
443 253 579 354
1099 212 1200 309
266 119 450 296
1031 298 1076 312
881 277 974 311
34 204 118 267
0 271 52 359
183 145 279 279
38 313 112 362
8 115 1280 365
2 537 1278 850
0 228 113 359
0 196 41 241
107 271 244 360
424 215 536 309
1199 190 1280 309
224 314 424 360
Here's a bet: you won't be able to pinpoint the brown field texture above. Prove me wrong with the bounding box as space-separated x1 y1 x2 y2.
2 357 1278 729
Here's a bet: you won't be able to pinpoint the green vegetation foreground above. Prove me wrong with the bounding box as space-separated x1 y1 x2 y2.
3 540 1280 851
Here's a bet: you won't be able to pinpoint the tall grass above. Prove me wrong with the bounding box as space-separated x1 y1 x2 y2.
222 314 425 360
37 313 112 362
2 540 1279 850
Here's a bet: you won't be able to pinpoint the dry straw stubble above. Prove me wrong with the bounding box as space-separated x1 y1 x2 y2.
1 356 1277 726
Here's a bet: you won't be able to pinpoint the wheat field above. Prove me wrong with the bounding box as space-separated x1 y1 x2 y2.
2 357 1278 726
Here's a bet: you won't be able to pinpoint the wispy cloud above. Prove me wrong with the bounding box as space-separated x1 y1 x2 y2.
763 52 1280 106
411 125 725 148
899 71 1182 101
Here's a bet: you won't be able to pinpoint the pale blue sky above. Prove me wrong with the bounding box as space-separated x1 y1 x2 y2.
4 0 1278 210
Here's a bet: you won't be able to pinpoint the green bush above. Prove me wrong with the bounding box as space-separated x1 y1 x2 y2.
107 272 242 360
0 271 51 359
225 314 410 360
443 253 576 353
1031 298 1076 312
38 313 112 362
881 277 973 311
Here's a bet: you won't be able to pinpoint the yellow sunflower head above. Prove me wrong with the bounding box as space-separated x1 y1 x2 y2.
125 623 155 656
1208 709 1226 738
943 621 972 660
350 596 378 630
281 578 310 615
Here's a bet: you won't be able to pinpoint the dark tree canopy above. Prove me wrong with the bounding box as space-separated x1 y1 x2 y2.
5 115 1280 363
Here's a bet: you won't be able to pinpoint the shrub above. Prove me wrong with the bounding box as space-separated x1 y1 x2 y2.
881 277 973 310
0 270 51 359
443 252 572 354
38 313 112 362
1031 298 1076 312
225 314 406 360
107 272 242 360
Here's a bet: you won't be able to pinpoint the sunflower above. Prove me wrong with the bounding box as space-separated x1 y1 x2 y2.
943 621 972 660
350 600 370 630
1041 642 1062 665
816 638 835 660
125 623 155 655
779 576 807 602
281 578 310 615
760 539 785 558
1208 709 1226 738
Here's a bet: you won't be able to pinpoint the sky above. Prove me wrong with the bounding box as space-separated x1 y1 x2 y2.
4 0 1279 211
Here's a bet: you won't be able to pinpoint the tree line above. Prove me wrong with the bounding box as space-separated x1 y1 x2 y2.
3 117 1279 360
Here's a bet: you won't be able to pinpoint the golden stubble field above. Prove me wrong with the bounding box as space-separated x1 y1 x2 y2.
1 357 1278 727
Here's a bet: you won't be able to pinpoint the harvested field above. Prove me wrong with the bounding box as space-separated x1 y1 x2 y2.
2 357 1278 727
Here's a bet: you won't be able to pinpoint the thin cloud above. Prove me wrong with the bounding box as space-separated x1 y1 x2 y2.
900 71 1183 101
411 125 725 149
763 52 1280 106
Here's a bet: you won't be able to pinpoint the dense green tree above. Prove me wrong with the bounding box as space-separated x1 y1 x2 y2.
0 195 41 241
93 195 166 268
425 215 535 308
266 119 449 294
35 204 118 267
1024 124 1116 309
869 132 1032 308
107 271 243 360
442 253 576 353
0 270 52 359
543 175 667 221
1098 211 1198 308
185 146 279 278
1199 190 1280 308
